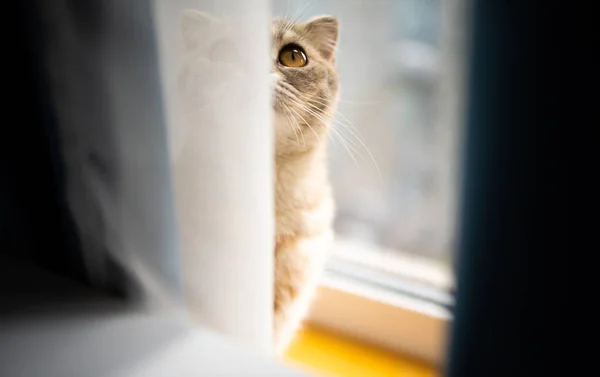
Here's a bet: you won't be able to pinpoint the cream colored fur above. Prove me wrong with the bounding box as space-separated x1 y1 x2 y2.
271 17 340 354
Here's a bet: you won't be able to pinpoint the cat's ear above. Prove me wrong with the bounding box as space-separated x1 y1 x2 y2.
303 16 339 62
181 9 219 51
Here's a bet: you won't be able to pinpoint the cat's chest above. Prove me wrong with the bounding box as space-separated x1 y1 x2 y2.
275 181 334 238
274 154 333 236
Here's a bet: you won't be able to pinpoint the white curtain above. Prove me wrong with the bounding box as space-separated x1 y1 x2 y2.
153 0 274 353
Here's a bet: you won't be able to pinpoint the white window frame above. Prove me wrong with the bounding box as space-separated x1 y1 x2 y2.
306 239 453 366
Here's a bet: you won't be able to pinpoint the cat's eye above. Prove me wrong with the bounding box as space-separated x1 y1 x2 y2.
278 44 308 67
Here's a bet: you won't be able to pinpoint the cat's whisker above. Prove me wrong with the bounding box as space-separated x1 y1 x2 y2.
332 129 362 168
283 0 313 33
305 96 360 135
298 108 358 165
309 96 380 146
282 93 335 150
283 6 300 31
284 0 291 21
285 96 362 167
300 93 370 150
295 0 317 28
291 100 337 146
296 93 383 183
279 81 304 102
327 116 383 183
298 95 363 149
308 95 364 135
333 121 383 183
287 104 306 149
282 103 301 147
327 114 383 183
292 114 308 150
286 103 320 143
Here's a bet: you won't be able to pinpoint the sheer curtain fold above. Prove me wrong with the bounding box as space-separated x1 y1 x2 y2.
153 0 274 353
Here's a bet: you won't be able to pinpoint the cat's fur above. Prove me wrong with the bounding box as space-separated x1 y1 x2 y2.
271 16 340 354
178 10 339 355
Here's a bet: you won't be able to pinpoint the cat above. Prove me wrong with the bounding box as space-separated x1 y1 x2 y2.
270 16 340 354
177 9 340 355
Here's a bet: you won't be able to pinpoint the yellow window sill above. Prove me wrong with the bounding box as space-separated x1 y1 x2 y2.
283 325 439 377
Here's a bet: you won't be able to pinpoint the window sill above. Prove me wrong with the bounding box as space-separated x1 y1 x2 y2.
306 238 453 367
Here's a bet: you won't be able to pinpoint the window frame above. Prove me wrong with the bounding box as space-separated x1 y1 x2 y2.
306 239 453 366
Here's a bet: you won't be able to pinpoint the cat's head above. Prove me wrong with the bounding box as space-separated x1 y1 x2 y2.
272 16 340 156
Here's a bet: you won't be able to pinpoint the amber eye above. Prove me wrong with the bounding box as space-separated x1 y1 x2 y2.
278 44 308 67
